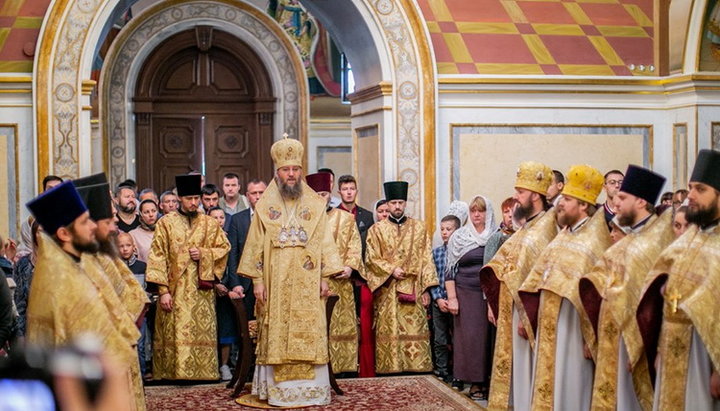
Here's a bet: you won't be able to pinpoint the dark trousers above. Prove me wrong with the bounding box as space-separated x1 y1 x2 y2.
431 302 453 376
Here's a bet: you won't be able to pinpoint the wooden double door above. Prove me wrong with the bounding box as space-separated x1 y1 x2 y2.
134 27 275 192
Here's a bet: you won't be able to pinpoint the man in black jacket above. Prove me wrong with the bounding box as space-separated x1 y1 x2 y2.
227 179 267 319
336 175 375 319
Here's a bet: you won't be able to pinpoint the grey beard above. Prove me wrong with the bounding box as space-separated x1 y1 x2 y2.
277 177 302 201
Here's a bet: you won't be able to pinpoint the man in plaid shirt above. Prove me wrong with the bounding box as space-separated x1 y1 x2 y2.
430 215 461 383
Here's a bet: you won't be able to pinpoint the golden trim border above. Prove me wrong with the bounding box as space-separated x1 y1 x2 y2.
449 123 655 200
0 76 32 83
81 79 96 95
437 74 720 86
437 86 720 95
350 106 392 118
348 81 392 104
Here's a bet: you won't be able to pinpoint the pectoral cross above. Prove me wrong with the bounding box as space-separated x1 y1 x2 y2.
668 291 682 313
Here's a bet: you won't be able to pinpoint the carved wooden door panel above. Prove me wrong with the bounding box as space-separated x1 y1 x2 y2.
150 116 203 192
204 114 273 188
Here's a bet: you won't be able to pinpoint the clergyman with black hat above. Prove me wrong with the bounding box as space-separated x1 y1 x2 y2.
25 181 140 409
578 164 673 410
145 173 230 381
74 173 149 326
237 136 344 407
74 173 149 409
364 181 438 374
637 149 720 410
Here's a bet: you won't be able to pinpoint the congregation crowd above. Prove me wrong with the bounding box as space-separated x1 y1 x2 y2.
0 136 719 410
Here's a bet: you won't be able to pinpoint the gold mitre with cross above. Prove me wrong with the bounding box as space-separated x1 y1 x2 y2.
271 133 304 169
561 164 604 204
515 161 553 196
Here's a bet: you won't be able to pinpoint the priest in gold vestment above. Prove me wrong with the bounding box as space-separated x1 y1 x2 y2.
637 149 720 410
306 172 362 374
26 181 139 410
479 161 557 410
578 165 670 411
146 174 230 380
364 181 438 374
74 173 149 328
74 174 149 410
520 164 611 410
237 137 344 407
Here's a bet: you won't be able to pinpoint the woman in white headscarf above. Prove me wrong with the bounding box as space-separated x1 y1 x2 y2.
445 195 497 400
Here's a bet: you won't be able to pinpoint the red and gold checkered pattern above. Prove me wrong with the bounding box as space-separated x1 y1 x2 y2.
418 0 654 76
0 0 51 72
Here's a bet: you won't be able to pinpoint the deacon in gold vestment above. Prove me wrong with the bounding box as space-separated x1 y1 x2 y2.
146 174 230 380
74 175 149 410
637 149 720 410
479 161 557 410
578 165 670 411
306 172 362 374
238 137 343 407
26 182 139 410
364 181 438 374
520 165 610 410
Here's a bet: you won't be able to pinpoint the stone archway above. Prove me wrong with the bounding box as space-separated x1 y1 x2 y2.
100 0 307 185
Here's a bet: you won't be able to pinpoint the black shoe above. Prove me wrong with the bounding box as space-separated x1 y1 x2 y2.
442 374 453 384
451 379 464 390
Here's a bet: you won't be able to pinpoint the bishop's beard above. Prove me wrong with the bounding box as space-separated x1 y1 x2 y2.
277 176 302 201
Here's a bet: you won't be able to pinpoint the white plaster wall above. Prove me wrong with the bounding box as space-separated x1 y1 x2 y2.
0 86 36 237
434 79 720 223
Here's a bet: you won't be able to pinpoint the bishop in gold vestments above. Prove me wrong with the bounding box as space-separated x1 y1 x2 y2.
520 165 610 411
637 149 720 410
365 181 438 374
579 165 671 411
479 161 556 410
306 172 362 374
146 174 230 380
238 138 343 407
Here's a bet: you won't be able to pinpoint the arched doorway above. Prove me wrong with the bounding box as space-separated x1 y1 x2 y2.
133 26 275 191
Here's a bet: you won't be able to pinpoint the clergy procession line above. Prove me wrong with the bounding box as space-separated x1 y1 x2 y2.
1 137 719 410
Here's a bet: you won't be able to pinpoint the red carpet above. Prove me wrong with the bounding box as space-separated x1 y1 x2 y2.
145 375 484 410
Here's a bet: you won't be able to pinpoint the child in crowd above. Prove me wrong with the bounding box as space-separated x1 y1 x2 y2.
430 214 461 383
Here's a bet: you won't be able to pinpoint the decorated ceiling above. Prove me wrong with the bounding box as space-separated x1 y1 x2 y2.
417 0 654 76
0 0 659 76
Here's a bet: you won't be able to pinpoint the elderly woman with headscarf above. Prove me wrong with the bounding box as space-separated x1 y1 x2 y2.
446 195 497 400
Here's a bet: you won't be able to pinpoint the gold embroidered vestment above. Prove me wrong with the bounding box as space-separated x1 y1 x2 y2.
520 211 611 410
480 209 558 410
580 212 673 411
364 217 438 374
237 180 343 382
146 211 230 380
326 208 362 373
